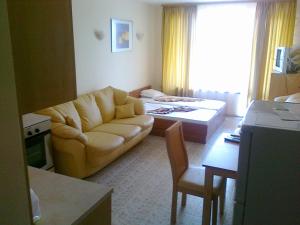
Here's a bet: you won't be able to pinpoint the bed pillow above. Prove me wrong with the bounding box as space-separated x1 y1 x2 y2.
286 93 300 103
140 89 165 98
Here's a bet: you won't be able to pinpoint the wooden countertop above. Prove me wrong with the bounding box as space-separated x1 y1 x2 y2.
28 167 113 225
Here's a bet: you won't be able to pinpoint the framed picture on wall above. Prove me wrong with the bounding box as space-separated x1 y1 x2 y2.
111 18 133 52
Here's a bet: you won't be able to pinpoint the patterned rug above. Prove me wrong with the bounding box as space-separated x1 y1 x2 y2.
86 117 241 225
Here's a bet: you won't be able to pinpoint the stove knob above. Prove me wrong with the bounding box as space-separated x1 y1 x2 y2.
35 128 40 133
27 131 32 136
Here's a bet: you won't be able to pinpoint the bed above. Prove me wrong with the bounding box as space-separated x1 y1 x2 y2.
129 86 226 144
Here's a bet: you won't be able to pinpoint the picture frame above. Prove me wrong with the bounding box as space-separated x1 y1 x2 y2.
111 18 133 52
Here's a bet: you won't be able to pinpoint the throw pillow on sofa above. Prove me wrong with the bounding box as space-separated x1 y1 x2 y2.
126 96 145 115
115 103 135 119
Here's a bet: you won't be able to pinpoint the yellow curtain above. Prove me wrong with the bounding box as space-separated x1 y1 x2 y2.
257 0 296 100
247 2 269 104
162 6 197 96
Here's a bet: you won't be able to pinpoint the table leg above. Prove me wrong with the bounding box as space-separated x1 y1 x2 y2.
202 168 214 225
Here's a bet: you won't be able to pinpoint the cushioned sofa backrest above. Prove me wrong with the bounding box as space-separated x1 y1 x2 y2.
93 86 115 123
37 86 131 129
54 101 82 131
36 107 66 124
74 94 103 132
112 87 128 105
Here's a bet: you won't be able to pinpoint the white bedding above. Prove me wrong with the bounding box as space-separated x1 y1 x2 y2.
141 96 226 125
144 102 219 125
140 97 226 111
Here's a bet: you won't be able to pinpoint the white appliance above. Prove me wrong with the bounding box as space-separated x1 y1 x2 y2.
22 113 53 170
233 101 300 225
273 47 290 73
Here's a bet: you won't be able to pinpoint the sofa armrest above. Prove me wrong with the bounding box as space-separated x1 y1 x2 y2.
51 136 86 178
126 96 145 115
51 123 88 145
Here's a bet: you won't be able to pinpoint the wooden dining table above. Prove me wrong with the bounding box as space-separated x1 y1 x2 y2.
201 133 239 225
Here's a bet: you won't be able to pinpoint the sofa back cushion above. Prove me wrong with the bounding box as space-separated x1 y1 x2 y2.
54 101 82 131
113 87 128 105
74 94 103 132
36 107 66 123
94 87 115 123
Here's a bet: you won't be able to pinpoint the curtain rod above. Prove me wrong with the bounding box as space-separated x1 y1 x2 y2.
162 0 294 7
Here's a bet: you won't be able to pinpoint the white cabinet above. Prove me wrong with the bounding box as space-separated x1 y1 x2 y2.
234 101 300 225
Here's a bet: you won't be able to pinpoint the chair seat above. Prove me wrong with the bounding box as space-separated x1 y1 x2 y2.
178 166 223 195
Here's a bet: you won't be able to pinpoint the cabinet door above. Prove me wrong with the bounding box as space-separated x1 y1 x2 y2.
244 128 300 225
8 0 77 114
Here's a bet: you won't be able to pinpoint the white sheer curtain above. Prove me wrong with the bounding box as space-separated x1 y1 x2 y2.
189 3 256 116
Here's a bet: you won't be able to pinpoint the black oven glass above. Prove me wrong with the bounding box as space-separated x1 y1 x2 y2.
25 132 47 168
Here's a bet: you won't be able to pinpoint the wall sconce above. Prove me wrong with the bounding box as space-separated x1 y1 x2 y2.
94 30 105 41
136 32 144 41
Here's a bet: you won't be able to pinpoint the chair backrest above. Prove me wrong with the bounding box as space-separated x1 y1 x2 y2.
165 121 189 184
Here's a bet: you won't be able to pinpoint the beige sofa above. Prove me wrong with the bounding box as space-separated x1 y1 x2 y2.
37 86 154 178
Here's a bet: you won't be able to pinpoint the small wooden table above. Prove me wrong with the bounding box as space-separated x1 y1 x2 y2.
202 134 239 225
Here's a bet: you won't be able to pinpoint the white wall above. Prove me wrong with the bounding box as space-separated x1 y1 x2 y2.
0 1 32 224
293 0 300 48
72 0 162 95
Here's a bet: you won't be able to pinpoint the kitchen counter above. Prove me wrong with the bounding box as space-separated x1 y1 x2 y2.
28 167 112 225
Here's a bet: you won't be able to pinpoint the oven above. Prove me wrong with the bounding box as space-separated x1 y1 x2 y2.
22 113 53 170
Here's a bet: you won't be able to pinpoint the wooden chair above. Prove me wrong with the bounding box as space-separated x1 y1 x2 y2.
165 121 226 225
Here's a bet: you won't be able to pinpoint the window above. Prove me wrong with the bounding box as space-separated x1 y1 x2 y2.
189 3 256 115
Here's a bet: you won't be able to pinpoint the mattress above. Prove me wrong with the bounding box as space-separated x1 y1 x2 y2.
145 103 219 125
140 97 226 111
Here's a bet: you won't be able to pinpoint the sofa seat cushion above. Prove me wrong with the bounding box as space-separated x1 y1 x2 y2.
85 132 124 160
110 115 154 130
178 167 223 194
91 123 141 141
